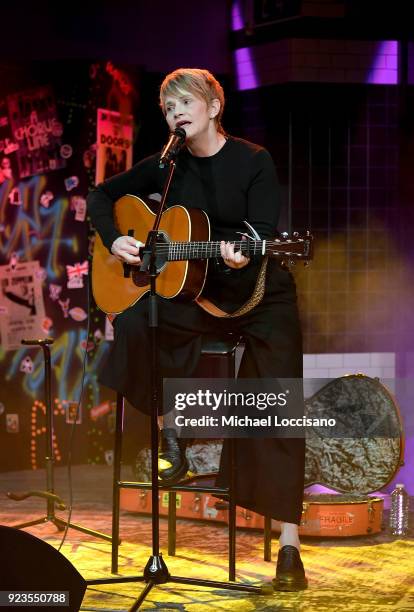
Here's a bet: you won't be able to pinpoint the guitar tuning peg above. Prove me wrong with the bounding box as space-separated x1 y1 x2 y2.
293 231 299 237
281 232 288 239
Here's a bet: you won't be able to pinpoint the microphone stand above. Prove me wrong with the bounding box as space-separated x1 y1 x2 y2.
87 155 264 610
7 338 112 543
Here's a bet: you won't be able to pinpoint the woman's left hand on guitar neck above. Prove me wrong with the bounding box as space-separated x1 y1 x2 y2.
220 238 250 270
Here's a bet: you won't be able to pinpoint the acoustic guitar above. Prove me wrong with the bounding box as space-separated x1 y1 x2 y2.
92 194 313 315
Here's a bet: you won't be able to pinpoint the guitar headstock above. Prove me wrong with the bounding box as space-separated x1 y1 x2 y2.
267 230 313 265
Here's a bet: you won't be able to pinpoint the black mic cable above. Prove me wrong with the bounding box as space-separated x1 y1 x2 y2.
57 269 91 553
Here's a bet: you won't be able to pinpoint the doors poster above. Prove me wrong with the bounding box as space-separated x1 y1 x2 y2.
95 108 133 183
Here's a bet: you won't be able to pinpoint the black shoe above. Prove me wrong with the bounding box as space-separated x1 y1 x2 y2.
272 545 308 591
158 428 189 485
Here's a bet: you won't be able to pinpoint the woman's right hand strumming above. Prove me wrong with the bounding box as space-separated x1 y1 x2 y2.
111 236 143 264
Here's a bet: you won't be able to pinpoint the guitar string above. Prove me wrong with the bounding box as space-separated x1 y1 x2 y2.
163 240 305 260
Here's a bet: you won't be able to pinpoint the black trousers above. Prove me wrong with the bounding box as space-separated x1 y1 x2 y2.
99 268 305 525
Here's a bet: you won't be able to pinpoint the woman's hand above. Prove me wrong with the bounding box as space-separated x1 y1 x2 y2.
111 236 143 264
220 239 250 270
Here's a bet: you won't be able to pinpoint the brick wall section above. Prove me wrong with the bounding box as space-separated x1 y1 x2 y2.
235 40 291 88
303 351 395 378
235 348 396 381
234 39 398 89
407 42 414 84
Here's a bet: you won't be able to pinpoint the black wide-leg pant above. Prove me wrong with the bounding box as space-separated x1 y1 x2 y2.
99 280 305 525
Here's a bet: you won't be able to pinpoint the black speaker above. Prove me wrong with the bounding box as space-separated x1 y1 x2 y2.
0 526 86 611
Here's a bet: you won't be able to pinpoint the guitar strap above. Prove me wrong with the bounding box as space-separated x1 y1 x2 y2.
195 256 269 318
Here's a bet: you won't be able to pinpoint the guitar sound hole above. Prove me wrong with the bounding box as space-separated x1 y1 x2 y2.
131 270 150 287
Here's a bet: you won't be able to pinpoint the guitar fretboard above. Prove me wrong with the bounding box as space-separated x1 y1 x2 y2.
167 241 263 261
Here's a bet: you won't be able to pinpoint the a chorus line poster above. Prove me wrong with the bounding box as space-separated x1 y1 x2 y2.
95 108 133 184
0 100 19 185
7 86 65 179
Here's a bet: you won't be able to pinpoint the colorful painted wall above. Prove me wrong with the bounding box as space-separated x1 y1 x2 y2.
0 61 140 471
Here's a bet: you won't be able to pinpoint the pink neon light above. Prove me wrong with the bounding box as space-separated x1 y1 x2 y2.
231 0 244 30
234 48 259 90
367 41 398 84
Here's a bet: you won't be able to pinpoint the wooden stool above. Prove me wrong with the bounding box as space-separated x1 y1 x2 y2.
111 334 273 577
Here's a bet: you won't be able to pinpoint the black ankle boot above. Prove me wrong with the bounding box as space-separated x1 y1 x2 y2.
272 545 308 591
158 428 189 485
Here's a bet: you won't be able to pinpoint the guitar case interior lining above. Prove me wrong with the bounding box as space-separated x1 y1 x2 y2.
298 374 404 536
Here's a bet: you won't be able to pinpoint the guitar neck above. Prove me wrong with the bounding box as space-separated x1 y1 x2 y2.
167 240 264 261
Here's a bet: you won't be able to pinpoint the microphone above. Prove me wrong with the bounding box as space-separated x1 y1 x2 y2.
159 127 186 168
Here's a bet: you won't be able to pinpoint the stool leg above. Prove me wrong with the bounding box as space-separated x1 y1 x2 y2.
228 437 236 581
227 345 237 581
111 393 124 574
168 492 177 556
42 344 55 519
264 516 272 561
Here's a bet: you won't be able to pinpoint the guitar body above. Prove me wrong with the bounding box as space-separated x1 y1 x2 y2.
92 195 210 314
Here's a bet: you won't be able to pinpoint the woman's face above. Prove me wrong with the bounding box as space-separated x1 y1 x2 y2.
164 90 217 140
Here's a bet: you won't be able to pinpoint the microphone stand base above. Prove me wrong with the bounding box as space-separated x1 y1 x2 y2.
143 554 170 583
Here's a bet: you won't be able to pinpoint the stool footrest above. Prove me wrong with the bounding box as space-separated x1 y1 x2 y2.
201 334 243 355
117 480 230 496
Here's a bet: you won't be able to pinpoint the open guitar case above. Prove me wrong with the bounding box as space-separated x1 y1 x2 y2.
300 373 405 537
130 374 404 537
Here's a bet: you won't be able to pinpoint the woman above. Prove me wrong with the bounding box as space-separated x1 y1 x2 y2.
87 68 307 591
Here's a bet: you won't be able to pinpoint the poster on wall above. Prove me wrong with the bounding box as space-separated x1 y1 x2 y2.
7 86 65 179
0 260 46 351
0 100 19 185
95 108 133 184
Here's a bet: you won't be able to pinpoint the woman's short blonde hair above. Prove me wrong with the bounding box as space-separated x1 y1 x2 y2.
160 68 225 134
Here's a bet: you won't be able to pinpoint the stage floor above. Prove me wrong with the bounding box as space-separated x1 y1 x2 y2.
0 465 413 611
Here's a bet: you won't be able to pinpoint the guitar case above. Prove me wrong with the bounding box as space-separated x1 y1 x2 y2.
129 374 404 537
298 374 404 536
